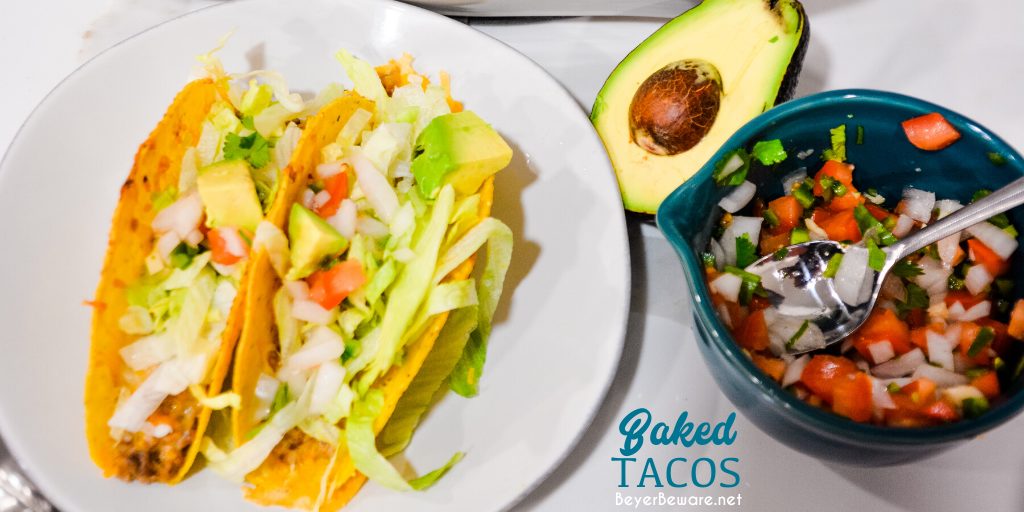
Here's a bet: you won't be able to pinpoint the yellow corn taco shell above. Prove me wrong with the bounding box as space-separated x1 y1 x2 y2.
84 79 226 483
235 160 493 510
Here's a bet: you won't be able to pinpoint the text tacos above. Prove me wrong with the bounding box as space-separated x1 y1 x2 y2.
207 52 513 509
84 49 346 483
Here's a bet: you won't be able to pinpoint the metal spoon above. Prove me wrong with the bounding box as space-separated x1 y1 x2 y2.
747 176 1024 355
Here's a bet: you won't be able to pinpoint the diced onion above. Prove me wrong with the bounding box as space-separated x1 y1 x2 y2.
709 238 726 271
782 354 810 387
392 247 416 263
718 181 757 213
710 273 743 303
934 199 963 219
312 190 331 210
948 300 991 321
892 214 915 238
348 149 399 223
871 377 896 410
926 330 955 370
805 218 829 240
309 360 346 415
274 122 302 167
936 234 960 265
356 216 390 239
781 169 807 195
915 256 952 297
253 373 280 423
719 153 744 178
871 348 925 378
285 281 310 300
152 192 203 239
728 216 763 248
941 385 984 404
834 247 870 306
965 264 994 295
157 231 183 262
967 222 1018 259
219 227 249 258
302 189 316 209
867 340 896 364
184 229 204 248
716 304 733 329
912 364 968 388
316 162 344 179
285 327 344 370
900 188 935 223
292 299 334 324
328 199 357 239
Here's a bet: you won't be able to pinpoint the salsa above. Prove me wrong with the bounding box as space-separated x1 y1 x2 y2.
705 114 1024 426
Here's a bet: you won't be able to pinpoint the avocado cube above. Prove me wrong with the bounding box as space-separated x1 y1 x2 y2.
196 160 264 233
287 204 348 280
411 111 512 199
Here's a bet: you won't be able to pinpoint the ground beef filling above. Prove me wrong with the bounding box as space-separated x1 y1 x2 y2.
112 392 199 482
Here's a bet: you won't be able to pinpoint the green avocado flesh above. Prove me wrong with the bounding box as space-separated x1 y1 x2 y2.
287 203 348 280
411 111 513 199
196 159 264 232
591 0 808 214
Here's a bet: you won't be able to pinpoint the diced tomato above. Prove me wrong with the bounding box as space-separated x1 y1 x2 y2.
971 371 1000 399
827 190 863 212
958 321 990 365
801 355 858 404
1009 300 1024 340
832 372 874 423
748 296 771 312
307 259 367 310
207 227 248 265
921 399 960 422
945 290 988 310
905 307 928 328
146 412 175 428
818 209 861 242
315 171 350 218
813 160 854 195
852 308 912 362
768 196 804 233
977 318 1012 355
885 394 931 427
901 112 961 151
864 202 892 221
951 245 967 266
759 231 791 255
752 354 786 382
736 309 770 351
967 239 1009 276
902 378 937 405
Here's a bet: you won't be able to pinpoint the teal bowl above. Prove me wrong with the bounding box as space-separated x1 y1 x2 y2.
656 89 1024 466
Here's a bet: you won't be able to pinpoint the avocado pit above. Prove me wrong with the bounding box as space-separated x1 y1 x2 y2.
628 59 723 156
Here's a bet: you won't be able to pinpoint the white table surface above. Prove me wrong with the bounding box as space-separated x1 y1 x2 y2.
3 2 1024 511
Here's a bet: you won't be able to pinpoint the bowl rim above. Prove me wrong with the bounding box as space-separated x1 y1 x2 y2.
657 88 1024 444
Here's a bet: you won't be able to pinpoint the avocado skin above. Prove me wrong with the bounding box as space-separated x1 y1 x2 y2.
775 0 810 104
591 0 810 214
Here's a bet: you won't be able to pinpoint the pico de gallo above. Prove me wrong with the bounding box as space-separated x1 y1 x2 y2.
704 113 1024 426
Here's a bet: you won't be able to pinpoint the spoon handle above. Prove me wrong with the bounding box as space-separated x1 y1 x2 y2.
887 176 1024 260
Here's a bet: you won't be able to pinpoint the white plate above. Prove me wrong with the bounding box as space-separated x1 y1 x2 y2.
0 1 630 510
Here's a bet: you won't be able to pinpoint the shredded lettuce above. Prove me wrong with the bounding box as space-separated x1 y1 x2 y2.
274 287 301 361
337 108 374 147
253 221 291 278
363 123 413 177
189 384 241 410
365 260 398 305
426 280 478 316
161 252 213 290
336 50 387 105
322 383 356 425
178 147 199 193
119 305 154 335
378 306 478 456
409 452 463 491
347 390 412 490
171 266 217 357
298 416 343 446
361 186 456 389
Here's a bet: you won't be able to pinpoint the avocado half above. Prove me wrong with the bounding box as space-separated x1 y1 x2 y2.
591 0 809 214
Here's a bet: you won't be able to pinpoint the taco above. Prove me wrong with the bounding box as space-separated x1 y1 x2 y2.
84 48 351 483
206 52 514 509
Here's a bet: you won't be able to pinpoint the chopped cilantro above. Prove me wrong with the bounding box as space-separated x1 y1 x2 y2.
892 260 923 278
988 152 1007 166
725 265 764 306
773 247 790 261
962 396 990 419
763 209 781 228
867 241 886 271
752 139 788 165
735 234 758 268
342 338 359 362
967 327 995 357
823 253 843 278
895 283 929 317
241 115 256 131
822 124 847 162
223 131 272 169
786 320 810 349
712 148 751 186
790 226 810 244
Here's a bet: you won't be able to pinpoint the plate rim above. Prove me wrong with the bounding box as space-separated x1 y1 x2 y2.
0 0 631 510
